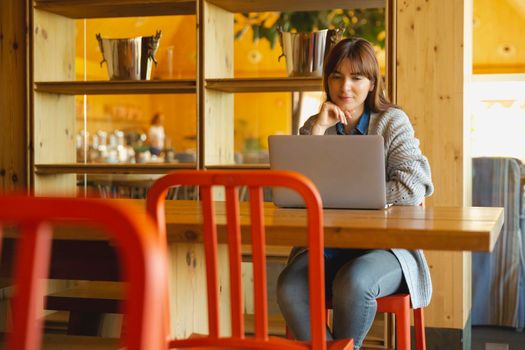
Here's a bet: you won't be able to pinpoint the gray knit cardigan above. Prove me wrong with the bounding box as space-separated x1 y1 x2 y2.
299 107 434 309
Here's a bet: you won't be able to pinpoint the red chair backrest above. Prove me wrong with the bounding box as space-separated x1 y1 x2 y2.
146 170 328 349
0 195 168 350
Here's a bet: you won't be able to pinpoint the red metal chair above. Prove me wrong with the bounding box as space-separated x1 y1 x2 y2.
287 201 429 350
375 294 426 350
286 294 426 350
0 195 168 350
286 286 426 350
146 170 354 350
286 275 427 350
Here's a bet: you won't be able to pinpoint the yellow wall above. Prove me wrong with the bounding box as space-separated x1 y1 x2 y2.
473 0 525 73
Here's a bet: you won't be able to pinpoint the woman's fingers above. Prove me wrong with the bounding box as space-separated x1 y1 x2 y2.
329 103 346 125
340 109 348 125
344 110 352 124
319 102 338 125
319 101 353 127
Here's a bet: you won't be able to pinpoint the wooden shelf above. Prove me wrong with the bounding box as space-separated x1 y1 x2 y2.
34 80 196 95
207 0 384 12
35 163 197 175
35 163 271 174
34 0 196 18
206 77 322 93
205 164 270 170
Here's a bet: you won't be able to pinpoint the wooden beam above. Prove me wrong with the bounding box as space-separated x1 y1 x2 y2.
207 0 384 12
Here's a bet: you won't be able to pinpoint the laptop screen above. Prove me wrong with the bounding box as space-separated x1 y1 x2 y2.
268 135 387 209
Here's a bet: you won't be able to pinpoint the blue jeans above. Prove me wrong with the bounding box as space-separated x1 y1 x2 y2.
276 249 407 349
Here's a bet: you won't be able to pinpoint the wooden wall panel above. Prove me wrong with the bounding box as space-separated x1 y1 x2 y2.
396 0 472 329
167 243 208 338
32 10 76 194
0 0 28 190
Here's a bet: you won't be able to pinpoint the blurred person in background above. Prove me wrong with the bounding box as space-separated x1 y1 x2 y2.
148 112 165 156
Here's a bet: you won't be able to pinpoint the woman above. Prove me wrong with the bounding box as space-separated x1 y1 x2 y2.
276 37 434 349
148 112 165 156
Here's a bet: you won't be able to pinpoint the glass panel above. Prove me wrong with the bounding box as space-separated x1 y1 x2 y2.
234 92 291 164
470 75 525 161
76 16 196 81
231 6 388 164
75 94 197 164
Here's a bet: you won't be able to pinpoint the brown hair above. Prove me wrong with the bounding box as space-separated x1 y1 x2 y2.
150 113 163 125
322 37 395 113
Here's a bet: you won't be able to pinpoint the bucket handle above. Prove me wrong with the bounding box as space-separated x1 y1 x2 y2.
332 25 345 45
277 26 344 62
277 27 285 62
95 33 107 67
147 30 162 67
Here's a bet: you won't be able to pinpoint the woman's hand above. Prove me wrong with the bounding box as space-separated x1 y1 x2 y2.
312 101 352 135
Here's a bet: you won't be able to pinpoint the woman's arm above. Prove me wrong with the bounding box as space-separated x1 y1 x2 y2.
381 110 434 205
299 114 319 135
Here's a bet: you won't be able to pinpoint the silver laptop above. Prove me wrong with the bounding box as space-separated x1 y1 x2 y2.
268 135 387 209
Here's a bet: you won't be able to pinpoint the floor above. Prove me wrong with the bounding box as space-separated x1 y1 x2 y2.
43 313 525 349
472 326 525 350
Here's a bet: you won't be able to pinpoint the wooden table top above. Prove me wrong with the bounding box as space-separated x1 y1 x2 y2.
47 200 504 252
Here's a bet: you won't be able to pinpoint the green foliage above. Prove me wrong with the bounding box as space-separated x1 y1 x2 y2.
235 9 386 49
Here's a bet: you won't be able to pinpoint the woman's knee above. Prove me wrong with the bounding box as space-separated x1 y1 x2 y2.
276 255 309 306
332 262 378 302
276 266 294 304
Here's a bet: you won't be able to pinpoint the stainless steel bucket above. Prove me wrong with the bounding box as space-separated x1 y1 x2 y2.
279 29 342 77
96 31 161 80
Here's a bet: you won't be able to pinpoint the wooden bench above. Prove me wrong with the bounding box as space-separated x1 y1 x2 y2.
44 246 291 335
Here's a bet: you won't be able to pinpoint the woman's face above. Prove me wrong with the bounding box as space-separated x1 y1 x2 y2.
327 58 374 116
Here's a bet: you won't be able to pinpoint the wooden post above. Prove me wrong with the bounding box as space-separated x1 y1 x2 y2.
396 0 473 348
0 0 28 191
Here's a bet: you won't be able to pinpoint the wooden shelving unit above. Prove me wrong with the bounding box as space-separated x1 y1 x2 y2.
30 2 396 345
31 0 392 193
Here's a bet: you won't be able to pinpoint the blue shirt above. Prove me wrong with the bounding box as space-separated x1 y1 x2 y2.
326 107 371 259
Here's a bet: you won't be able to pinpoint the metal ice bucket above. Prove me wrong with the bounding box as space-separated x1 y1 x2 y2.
96 31 161 80
279 28 342 77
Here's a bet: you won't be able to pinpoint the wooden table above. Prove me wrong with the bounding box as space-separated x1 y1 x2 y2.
2 200 503 280
38 199 504 251
0 200 504 338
